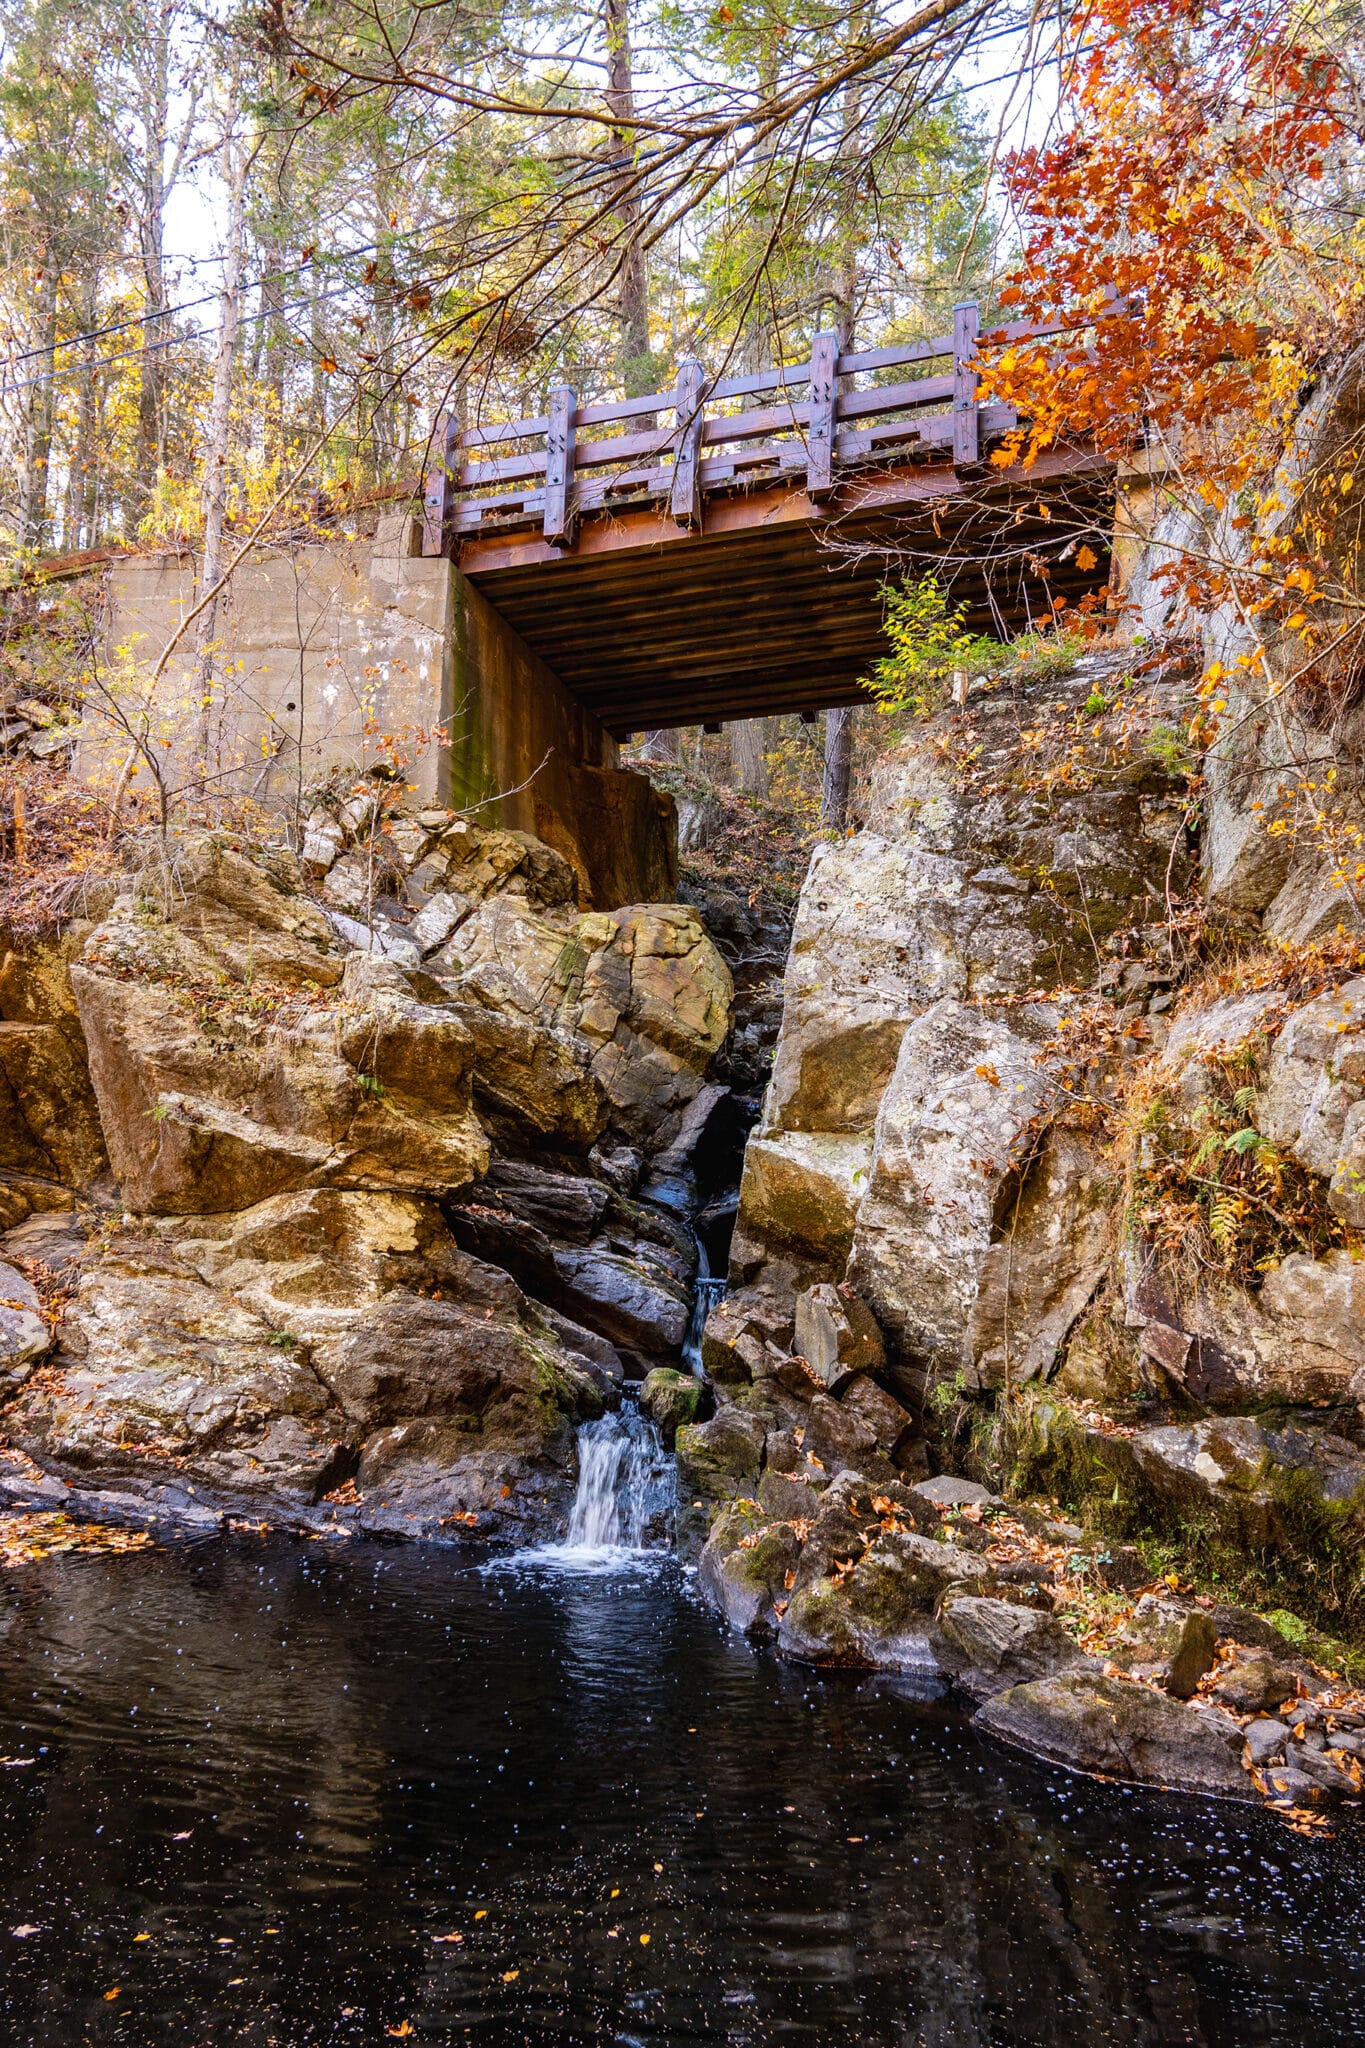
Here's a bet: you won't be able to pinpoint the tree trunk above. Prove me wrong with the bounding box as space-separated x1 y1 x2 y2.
18 267 59 552
134 2 172 511
822 706 853 826
194 104 248 781
65 352 98 551
729 717 769 796
640 728 680 762
604 0 650 395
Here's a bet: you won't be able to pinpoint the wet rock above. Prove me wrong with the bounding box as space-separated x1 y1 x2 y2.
937 1594 1096 1699
1109 1596 1217 1699
802 1391 897 1485
1214 1655 1301 1716
1265 1745 1358 1803
793 1282 885 1392
674 1409 767 1544
780 1524 989 1671
1242 1716 1289 1767
977 1674 1254 1800
482 1161 611 1245
640 1367 703 1446
1260 1762 1332 1806
553 1245 690 1355
642 1082 733 1208
700 1501 802 1637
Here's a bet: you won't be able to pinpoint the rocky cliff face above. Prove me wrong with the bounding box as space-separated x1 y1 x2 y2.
0 812 732 1541
687 637 1365 1810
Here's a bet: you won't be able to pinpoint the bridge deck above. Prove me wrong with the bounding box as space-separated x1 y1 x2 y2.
424 306 1117 735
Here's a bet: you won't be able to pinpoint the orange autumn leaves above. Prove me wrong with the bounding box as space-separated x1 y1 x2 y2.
980 0 1349 502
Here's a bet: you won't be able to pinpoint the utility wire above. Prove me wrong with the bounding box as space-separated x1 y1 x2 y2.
0 276 378 399
0 209 479 375
0 37 1069 387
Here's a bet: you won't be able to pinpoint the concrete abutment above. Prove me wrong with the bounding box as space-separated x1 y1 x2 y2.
90 518 675 908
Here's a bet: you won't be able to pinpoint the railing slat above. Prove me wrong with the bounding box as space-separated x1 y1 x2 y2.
543 385 576 546
836 333 954 376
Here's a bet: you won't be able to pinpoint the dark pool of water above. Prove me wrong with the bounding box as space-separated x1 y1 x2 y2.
0 1540 1362 2046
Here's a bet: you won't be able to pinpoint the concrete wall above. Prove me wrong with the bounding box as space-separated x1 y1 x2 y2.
89 517 675 908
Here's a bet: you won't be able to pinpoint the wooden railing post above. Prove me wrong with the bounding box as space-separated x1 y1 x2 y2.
806 330 839 501
543 384 577 547
422 410 459 557
953 301 980 468
670 359 707 528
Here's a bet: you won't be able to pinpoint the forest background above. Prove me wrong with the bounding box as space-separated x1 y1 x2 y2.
0 0 1360 839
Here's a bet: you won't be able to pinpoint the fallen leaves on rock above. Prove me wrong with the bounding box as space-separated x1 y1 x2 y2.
0 1512 152 1566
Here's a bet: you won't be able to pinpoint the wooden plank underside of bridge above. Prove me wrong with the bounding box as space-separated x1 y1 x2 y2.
458 445 1115 737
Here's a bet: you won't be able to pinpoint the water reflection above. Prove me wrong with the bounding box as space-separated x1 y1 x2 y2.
0 1539 1359 2045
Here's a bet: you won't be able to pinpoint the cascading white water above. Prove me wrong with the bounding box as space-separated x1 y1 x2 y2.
556 1403 672 1558
680 1234 728 1376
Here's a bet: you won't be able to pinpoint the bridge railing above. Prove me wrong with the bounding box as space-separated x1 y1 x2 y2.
422 299 1110 555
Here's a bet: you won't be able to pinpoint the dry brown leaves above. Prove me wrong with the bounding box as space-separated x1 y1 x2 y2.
0 1512 152 1566
0 760 136 936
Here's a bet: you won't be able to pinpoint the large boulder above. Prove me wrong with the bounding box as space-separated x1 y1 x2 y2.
734 1129 871 1271
976 1673 1254 1800
6 1187 602 1538
1261 976 1365 1226
937 1593 1096 1699
1121 1242 1365 1419
848 1000 1061 1387
72 902 488 1212
966 1130 1112 1389
779 1523 990 1670
699 1500 802 1636
449 899 731 1143
1127 1415 1365 1531
0 921 109 1194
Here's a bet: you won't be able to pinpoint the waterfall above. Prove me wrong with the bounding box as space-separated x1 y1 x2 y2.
557 1404 672 1558
681 1232 728 1377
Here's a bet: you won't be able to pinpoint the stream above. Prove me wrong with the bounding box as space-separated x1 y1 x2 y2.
0 1462 1363 2046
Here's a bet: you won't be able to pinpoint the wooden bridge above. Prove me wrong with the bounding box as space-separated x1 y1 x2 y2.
422 303 1118 737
